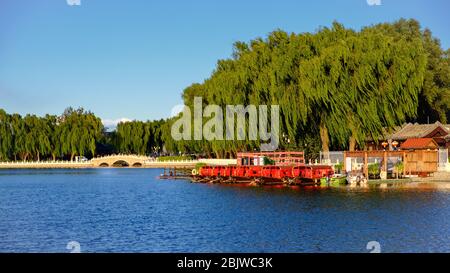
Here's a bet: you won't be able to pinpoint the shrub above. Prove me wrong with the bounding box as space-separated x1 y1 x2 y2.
334 163 344 174
394 161 404 178
195 162 207 171
263 157 275 165
368 163 380 178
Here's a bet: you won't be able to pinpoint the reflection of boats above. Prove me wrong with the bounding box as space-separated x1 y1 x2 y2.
194 152 334 186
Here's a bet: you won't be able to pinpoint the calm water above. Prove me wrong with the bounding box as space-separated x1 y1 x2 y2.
0 168 449 253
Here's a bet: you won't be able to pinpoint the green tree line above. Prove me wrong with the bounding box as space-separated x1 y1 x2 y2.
0 107 166 161
0 108 103 161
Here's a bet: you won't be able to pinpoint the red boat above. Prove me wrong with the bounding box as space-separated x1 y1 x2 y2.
197 151 333 185
199 165 214 177
232 166 247 177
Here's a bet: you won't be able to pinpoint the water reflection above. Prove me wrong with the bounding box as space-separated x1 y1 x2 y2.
0 168 449 253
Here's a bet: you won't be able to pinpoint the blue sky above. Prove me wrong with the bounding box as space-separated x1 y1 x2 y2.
0 0 449 126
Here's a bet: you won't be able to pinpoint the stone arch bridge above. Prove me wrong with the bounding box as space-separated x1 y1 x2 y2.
91 155 150 167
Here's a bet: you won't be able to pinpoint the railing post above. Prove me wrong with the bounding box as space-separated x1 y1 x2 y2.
364 151 368 179
343 151 347 173
384 151 388 173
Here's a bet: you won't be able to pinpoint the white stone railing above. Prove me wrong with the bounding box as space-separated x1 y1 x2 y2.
91 154 237 165
93 154 150 160
144 159 237 165
0 160 92 165
0 160 93 168
145 159 198 164
199 159 236 165
0 158 240 168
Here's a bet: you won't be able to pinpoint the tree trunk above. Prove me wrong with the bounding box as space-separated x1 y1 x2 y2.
319 122 329 153
349 136 357 151
52 153 56 161
37 152 40 162
71 153 75 161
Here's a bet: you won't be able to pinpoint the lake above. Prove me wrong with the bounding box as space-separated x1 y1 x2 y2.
0 168 449 253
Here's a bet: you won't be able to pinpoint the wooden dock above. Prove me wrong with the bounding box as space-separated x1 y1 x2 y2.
159 167 194 180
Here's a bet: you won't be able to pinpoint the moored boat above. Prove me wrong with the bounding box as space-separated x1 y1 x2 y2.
194 151 334 186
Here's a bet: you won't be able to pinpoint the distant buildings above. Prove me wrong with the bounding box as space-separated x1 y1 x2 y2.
367 122 449 151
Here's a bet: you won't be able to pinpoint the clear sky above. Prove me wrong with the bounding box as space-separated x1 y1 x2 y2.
0 0 449 127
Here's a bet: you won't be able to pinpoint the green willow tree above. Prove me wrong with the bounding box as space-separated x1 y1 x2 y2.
172 19 444 156
115 119 165 155
0 107 103 161
44 114 61 161
299 21 426 151
22 114 52 161
0 109 13 161
370 19 450 124
59 107 103 161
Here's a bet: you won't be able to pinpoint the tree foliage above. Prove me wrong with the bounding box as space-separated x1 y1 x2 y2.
115 119 164 155
172 19 441 157
0 107 103 161
0 19 448 160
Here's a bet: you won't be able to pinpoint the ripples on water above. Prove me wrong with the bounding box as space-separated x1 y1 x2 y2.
0 168 449 253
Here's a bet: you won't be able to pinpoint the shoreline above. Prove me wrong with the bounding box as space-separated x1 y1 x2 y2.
1 165 449 184
1 161 449 185
0 163 197 169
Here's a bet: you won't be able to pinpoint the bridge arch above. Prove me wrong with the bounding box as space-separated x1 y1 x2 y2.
112 160 130 167
91 155 148 168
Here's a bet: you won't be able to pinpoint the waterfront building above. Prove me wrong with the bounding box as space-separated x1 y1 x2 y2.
366 122 450 151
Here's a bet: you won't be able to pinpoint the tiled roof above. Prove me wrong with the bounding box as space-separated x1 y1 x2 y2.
400 138 438 149
390 122 449 140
